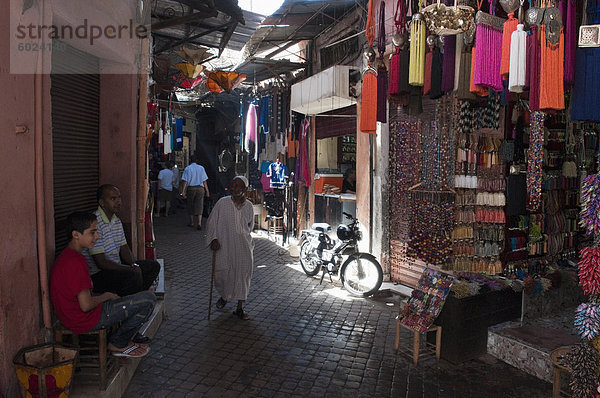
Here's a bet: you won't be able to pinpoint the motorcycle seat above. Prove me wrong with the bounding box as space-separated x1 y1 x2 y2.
311 223 331 232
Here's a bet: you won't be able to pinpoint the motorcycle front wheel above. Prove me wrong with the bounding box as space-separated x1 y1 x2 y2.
299 240 321 276
340 253 383 297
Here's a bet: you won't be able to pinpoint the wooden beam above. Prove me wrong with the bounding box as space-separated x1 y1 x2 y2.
154 24 226 54
218 20 238 56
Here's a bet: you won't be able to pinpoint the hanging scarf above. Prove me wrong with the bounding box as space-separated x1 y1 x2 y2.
360 0 378 134
376 1 387 123
508 24 526 92
296 118 311 187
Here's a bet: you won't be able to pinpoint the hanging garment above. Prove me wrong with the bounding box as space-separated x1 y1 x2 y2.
539 26 565 110
259 96 270 134
296 118 311 187
441 35 456 93
499 13 519 77
266 161 289 189
527 25 541 111
571 47 600 122
245 103 258 160
508 24 527 93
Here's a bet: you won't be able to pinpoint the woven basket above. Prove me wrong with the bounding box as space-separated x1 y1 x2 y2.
422 0 475 36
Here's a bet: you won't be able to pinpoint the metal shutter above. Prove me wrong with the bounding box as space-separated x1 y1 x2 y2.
51 42 100 252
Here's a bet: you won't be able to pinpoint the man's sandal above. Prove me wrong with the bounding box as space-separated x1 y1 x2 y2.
233 308 249 320
111 344 150 358
216 297 227 309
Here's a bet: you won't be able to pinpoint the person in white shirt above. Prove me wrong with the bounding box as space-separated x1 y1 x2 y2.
156 162 174 217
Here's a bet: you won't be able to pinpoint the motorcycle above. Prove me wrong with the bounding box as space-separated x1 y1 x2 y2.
298 212 383 297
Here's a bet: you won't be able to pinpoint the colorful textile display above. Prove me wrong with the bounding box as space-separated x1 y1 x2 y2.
565 342 600 398
400 268 453 333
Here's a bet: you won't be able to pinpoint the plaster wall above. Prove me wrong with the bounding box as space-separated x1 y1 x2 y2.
0 3 47 396
99 73 139 251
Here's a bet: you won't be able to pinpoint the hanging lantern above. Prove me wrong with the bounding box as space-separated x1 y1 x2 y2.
204 70 247 93
175 63 205 79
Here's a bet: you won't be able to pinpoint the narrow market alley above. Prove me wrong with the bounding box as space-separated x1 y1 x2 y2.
124 212 552 398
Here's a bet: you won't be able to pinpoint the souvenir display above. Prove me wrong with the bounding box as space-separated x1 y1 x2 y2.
400 268 453 333
580 174 600 235
527 112 544 211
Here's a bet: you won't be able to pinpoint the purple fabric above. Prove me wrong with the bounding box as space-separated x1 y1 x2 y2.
377 65 388 123
441 35 456 92
473 24 504 91
528 26 541 111
564 0 576 88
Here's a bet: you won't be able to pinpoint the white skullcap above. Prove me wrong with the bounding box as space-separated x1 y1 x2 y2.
233 175 249 188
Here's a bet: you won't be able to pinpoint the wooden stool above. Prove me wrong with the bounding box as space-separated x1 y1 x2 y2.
54 323 116 390
394 320 442 366
550 346 573 398
268 216 284 234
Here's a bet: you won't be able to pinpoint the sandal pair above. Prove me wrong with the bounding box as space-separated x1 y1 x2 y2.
111 344 150 358
233 308 249 320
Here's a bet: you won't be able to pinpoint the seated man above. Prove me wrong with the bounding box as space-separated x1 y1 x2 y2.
84 184 160 299
51 211 156 357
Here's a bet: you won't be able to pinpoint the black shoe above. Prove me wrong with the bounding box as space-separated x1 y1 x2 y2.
132 332 151 344
233 308 249 320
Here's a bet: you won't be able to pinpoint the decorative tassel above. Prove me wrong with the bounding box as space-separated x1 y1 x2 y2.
575 302 600 341
409 14 425 86
361 70 378 134
470 46 489 96
423 45 433 95
578 247 600 296
389 51 400 94
565 342 600 398
441 35 456 92
539 25 565 110
473 23 504 91
376 1 387 123
527 25 541 111
499 12 519 77
360 0 378 134
580 174 600 235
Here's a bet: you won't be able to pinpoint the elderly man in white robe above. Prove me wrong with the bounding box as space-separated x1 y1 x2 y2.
206 176 255 320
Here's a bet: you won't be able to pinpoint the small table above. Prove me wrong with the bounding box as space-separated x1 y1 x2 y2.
550 346 573 398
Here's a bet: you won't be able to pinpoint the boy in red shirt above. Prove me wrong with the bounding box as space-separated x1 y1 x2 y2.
51 212 156 357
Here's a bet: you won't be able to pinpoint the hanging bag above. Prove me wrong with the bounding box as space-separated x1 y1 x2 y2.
422 0 475 36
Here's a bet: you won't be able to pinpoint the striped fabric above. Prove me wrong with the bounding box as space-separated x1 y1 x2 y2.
85 207 128 275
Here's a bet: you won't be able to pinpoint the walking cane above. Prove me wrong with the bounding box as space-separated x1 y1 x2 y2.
208 249 216 320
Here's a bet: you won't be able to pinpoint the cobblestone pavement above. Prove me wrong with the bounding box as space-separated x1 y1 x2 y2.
125 212 552 397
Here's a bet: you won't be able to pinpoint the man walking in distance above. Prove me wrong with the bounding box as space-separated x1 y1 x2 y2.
205 176 254 320
156 162 174 217
180 155 210 230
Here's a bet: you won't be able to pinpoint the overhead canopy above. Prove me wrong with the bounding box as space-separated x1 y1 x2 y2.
235 57 305 85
